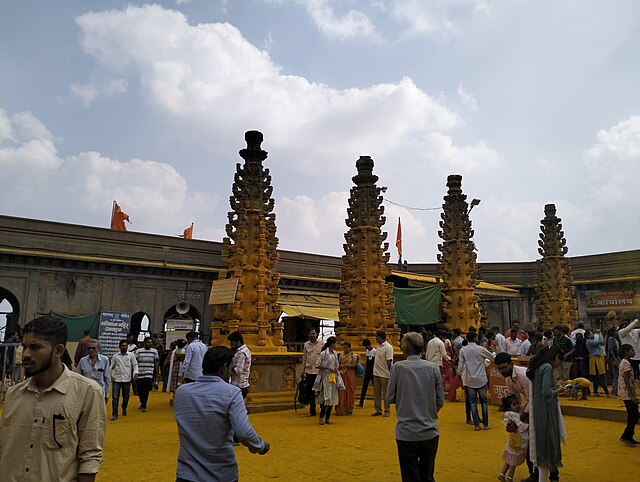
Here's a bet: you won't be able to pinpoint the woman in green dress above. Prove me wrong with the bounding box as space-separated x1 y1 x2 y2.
526 346 567 482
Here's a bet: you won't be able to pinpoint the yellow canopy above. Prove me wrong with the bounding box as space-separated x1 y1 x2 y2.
280 291 340 321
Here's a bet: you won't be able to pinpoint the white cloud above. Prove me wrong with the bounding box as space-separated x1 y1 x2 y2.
585 115 640 204
457 84 477 111
304 0 376 40
0 108 218 239
266 0 376 40
421 132 500 172
74 5 492 179
390 0 492 38
69 78 128 106
0 109 15 142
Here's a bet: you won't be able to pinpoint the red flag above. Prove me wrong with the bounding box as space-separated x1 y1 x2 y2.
110 201 130 231
182 223 193 239
395 217 402 258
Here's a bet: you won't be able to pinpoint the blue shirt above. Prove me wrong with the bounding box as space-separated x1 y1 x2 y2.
586 333 605 357
179 340 208 380
174 375 265 481
76 354 111 398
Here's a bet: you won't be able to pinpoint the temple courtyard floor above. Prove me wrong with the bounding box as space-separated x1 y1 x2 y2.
98 391 636 481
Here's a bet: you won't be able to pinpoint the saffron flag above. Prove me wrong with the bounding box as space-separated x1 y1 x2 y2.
395 217 402 258
110 201 130 231
182 223 193 239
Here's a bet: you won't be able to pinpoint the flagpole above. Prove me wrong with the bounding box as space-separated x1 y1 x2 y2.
110 200 116 228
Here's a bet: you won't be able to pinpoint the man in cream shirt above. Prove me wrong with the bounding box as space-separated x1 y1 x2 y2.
372 330 394 417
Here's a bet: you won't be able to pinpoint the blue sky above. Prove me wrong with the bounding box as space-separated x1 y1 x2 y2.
1 0 639 263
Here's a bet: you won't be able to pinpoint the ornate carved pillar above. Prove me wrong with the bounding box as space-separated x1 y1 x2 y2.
212 131 285 352
535 204 578 330
437 174 481 332
337 156 399 349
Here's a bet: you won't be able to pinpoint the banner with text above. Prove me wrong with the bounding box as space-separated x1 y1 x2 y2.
98 311 131 358
209 277 240 305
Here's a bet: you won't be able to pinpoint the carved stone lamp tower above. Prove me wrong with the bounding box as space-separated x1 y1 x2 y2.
437 174 481 332
211 131 285 352
535 204 578 329
338 156 399 349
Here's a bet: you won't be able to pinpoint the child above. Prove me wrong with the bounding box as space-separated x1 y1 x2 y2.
563 377 591 399
618 343 639 447
498 395 529 482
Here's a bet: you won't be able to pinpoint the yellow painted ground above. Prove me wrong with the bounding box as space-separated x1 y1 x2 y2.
99 392 635 481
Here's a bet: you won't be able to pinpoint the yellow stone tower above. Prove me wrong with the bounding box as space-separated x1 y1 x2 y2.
437 174 482 332
211 131 285 352
535 204 578 329
337 156 399 349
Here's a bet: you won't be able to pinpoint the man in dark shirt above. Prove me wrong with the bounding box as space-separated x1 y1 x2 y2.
553 325 574 380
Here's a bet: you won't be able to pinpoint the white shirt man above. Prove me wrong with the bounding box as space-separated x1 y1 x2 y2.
373 331 394 417
504 335 523 356
619 319 640 366
517 338 531 356
494 330 506 353
458 332 495 429
425 333 450 368
302 329 323 416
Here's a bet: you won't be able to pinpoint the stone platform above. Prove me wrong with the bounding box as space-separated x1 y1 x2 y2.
559 394 628 422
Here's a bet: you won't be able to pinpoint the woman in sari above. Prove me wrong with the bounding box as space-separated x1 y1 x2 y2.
337 341 357 415
167 339 187 393
313 336 340 425
441 333 455 393
527 346 567 482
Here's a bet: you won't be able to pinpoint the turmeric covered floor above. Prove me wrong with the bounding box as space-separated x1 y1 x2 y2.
100 392 634 481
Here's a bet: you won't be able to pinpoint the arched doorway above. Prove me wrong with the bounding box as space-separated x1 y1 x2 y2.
163 303 202 346
0 287 20 341
130 312 151 343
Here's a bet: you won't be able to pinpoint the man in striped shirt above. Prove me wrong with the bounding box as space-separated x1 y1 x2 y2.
135 337 159 413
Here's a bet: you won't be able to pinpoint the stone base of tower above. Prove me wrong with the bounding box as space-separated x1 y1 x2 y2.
211 322 288 353
243 353 303 412
335 327 402 353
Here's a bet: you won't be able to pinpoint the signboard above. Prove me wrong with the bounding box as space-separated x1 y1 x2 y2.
488 362 511 406
209 277 240 305
98 311 131 359
166 318 194 331
584 289 635 308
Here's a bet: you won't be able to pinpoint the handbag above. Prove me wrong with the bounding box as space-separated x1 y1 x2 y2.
355 360 365 378
327 373 337 384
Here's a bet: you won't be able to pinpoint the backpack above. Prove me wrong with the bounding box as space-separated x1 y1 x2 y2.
295 377 310 409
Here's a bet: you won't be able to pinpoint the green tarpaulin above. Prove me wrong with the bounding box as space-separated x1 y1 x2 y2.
392 285 442 325
49 311 100 342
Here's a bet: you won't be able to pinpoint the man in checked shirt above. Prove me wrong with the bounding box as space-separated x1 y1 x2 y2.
228 331 251 399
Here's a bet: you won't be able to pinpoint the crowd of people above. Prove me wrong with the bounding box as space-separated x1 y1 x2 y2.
1 314 638 481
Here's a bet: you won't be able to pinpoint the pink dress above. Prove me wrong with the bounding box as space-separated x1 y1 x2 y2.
501 411 529 466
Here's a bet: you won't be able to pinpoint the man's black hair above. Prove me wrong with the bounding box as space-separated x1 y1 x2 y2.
376 330 387 340
228 331 244 344
202 346 233 375
466 331 477 343
494 352 512 365
23 315 68 347
362 338 372 347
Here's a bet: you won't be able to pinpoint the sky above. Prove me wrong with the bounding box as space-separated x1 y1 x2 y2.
1 0 639 264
